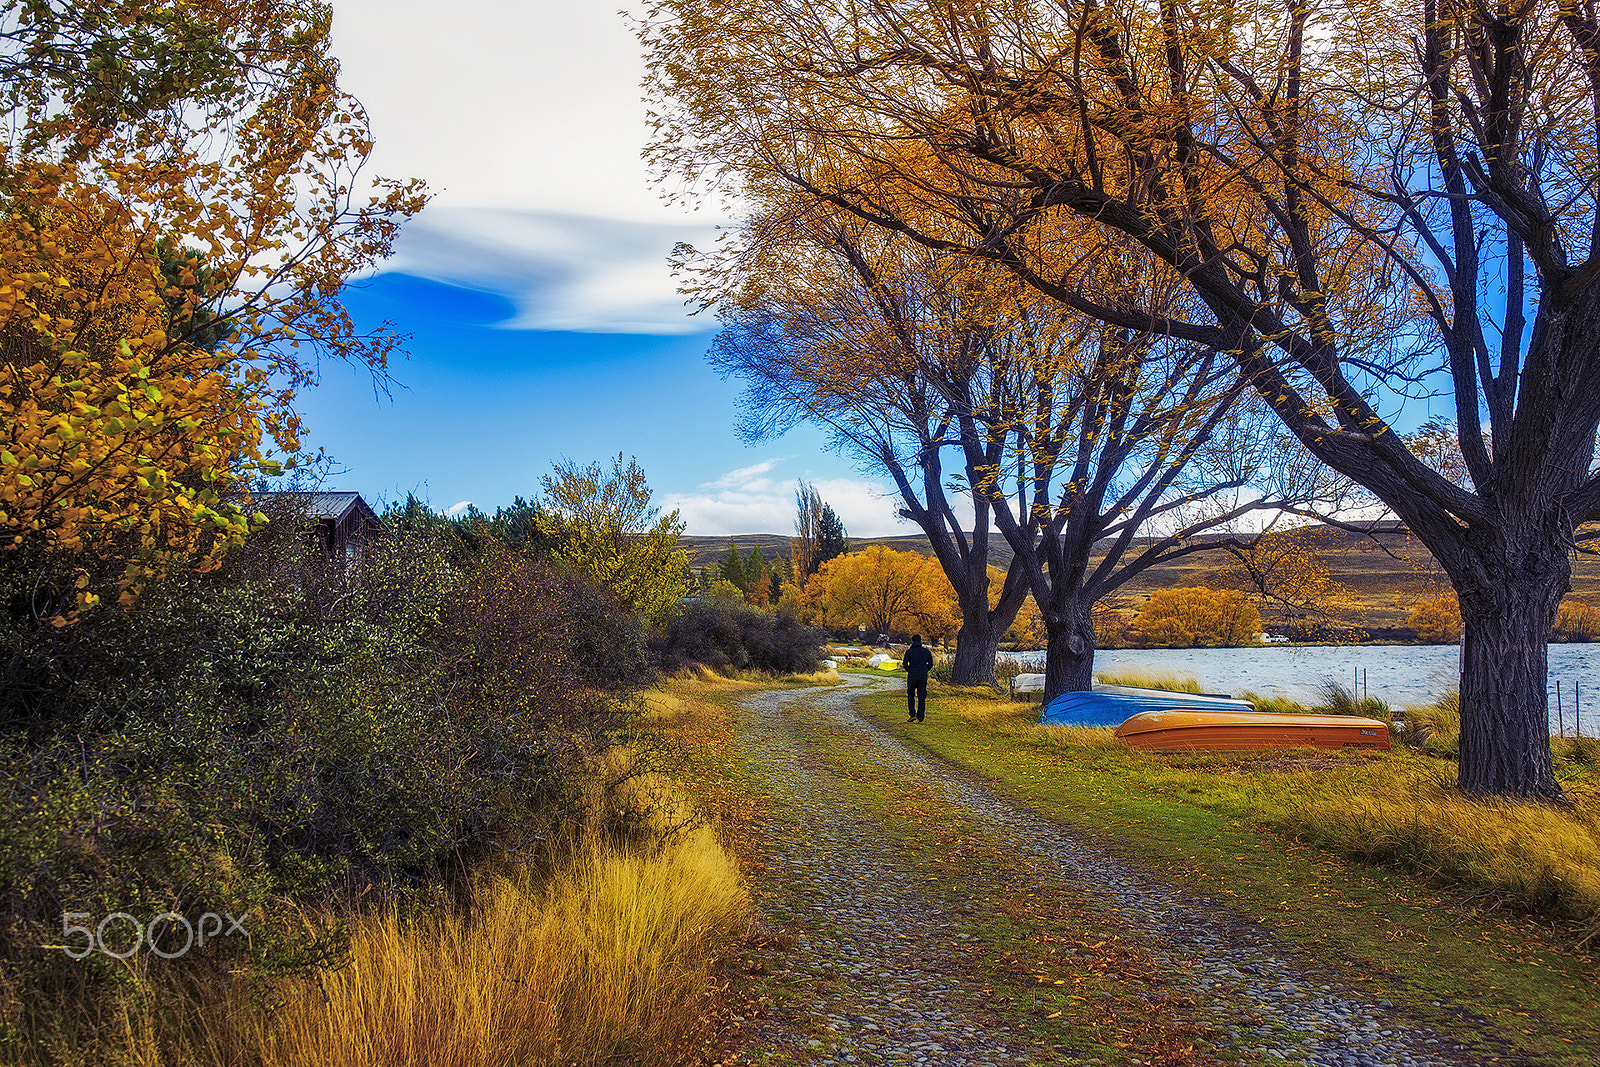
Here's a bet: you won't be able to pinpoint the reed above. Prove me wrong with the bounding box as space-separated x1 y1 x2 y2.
253 825 748 1067
1093 669 1205 693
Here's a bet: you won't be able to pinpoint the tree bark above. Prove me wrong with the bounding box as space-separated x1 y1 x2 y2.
946 562 1028 687
950 612 1006 686
1041 598 1096 702
1452 545 1569 801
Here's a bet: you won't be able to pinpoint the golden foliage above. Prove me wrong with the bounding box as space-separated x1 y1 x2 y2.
0 2 425 615
1552 600 1600 642
1408 591 1462 644
1133 587 1262 648
800 545 957 640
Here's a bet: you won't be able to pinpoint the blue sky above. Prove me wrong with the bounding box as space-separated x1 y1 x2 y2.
299 2 920 536
299 268 913 535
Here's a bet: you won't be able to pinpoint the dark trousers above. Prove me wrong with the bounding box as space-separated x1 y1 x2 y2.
906 676 927 721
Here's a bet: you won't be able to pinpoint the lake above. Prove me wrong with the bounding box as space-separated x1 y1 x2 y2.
998 644 1600 736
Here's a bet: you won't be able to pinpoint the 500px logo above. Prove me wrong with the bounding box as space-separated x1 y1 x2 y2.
50 911 249 960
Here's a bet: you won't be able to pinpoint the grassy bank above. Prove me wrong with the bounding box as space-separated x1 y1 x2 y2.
868 683 1600 1066
3 690 754 1067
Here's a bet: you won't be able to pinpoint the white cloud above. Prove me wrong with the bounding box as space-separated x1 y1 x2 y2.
379 207 721 334
444 500 475 518
663 462 920 538
706 459 781 491
330 1 690 224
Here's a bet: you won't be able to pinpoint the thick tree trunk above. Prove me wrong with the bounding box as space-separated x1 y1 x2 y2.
1041 600 1096 703
950 613 1005 686
945 553 1028 687
1454 555 1568 801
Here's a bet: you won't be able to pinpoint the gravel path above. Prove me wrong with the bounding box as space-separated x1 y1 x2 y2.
726 675 1486 1067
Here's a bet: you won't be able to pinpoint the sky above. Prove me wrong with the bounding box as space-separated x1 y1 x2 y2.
308 1 921 537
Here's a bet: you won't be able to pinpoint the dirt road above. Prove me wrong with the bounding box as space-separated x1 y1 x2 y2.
720 675 1480 1067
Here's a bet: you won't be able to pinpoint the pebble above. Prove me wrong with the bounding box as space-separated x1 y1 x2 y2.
727 676 1479 1066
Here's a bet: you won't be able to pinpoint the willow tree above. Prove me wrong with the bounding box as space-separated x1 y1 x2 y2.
0 0 425 613
644 0 1598 799
702 197 1339 695
700 205 1030 684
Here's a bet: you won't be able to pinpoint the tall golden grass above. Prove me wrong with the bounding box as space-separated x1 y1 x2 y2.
3 715 751 1067
1280 778 1600 922
253 825 748 1067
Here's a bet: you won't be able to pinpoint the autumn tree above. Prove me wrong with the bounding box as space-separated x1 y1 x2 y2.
802 545 955 640
1409 591 1463 645
1218 528 1364 640
1135 588 1263 649
535 454 691 626
690 114 1347 700
0 0 425 615
643 0 1598 799
1552 601 1600 642
703 205 1031 684
792 481 823 580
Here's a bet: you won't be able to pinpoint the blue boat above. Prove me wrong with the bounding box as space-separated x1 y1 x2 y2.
1038 685 1254 726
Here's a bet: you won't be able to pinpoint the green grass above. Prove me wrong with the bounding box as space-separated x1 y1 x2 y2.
868 684 1600 1067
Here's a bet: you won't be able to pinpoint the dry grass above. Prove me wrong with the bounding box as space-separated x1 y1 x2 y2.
1281 777 1600 924
3 717 751 1067
252 825 748 1067
926 684 1600 928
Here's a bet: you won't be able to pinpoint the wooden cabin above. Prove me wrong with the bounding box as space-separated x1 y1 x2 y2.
260 491 385 571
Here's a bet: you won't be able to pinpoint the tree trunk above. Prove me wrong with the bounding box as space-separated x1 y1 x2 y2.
947 575 1027 687
950 612 1004 686
1041 600 1096 703
1454 557 1567 801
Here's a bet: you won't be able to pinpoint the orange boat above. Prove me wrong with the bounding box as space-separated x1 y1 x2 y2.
1114 709 1392 752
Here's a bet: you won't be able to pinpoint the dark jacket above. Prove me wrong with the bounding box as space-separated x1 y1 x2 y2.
901 642 935 681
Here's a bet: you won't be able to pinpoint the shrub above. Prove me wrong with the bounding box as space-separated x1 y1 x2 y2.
652 600 824 675
0 522 649 1045
1132 587 1262 648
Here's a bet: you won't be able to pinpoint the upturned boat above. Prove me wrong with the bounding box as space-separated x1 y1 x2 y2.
1113 708 1392 752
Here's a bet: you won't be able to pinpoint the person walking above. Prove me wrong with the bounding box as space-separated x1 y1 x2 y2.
901 635 935 722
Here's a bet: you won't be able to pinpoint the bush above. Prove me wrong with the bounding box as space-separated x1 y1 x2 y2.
0 521 649 1043
1132 587 1262 648
652 600 824 675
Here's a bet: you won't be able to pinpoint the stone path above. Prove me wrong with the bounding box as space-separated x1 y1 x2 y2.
723 675 1485 1067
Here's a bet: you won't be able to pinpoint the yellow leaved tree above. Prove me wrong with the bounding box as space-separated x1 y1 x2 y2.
0 1 426 618
1134 588 1262 649
801 546 957 642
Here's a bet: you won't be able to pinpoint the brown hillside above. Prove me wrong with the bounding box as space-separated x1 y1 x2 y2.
682 524 1600 634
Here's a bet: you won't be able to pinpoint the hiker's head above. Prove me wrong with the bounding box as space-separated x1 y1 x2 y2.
911 635 922 645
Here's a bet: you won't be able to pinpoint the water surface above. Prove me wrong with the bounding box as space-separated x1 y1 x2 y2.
999 644 1600 735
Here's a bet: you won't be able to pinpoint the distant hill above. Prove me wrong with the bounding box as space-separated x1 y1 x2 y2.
682 522 1600 633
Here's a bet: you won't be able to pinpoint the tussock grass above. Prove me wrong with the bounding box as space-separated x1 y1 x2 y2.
1281 777 1600 922
253 826 748 1067
1094 669 1204 693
